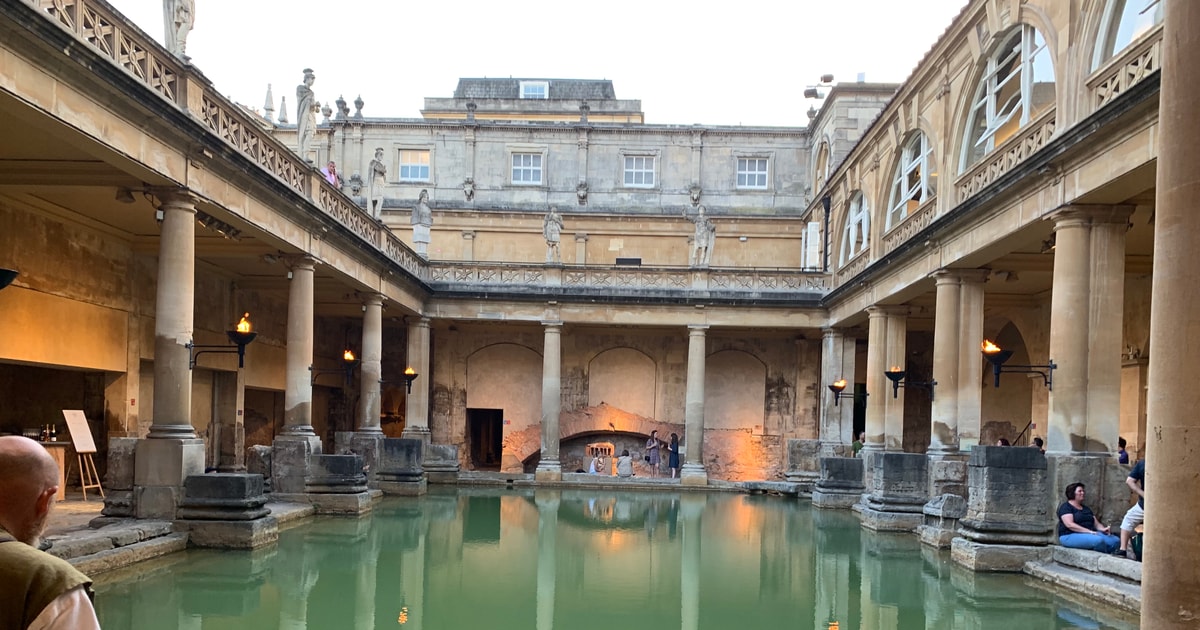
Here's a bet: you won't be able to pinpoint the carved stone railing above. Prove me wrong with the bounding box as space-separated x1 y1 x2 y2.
955 112 1057 203
31 0 427 282
882 198 937 255
834 253 870 287
1088 24 1162 109
428 263 829 298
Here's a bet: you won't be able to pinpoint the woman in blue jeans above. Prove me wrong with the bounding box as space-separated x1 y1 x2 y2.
1057 482 1120 552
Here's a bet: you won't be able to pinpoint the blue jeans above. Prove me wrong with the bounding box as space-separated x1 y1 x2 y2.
1059 532 1120 553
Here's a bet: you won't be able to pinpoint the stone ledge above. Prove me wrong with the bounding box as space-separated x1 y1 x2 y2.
1051 546 1142 583
69 532 189 576
47 521 174 560
951 537 1050 572
1025 559 1141 613
741 481 802 496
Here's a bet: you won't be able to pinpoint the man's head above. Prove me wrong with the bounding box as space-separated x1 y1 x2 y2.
0 436 60 546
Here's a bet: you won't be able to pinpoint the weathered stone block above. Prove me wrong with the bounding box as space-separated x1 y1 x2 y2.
349 433 384 485
785 439 821 475
100 489 135 518
866 452 928 510
105 437 138 490
305 454 367 493
919 495 968 548
246 445 272 490
272 435 321 495
928 455 968 497
951 537 1049 572
174 517 278 549
959 446 1053 543
816 456 865 490
424 444 461 483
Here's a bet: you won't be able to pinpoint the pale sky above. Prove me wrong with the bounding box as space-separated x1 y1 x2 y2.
107 0 968 127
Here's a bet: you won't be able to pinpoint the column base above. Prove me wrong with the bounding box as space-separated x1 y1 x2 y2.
679 463 708 486
133 437 205 519
534 460 562 482
271 434 322 495
400 426 432 445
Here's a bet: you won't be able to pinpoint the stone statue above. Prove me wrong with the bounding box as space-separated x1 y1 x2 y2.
296 69 317 161
411 189 433 257
576 181 589 205
689 184 702 206
163 0 194 58
366 147 386 219
684 205 715 267
462 178 475 202
543 207 564 264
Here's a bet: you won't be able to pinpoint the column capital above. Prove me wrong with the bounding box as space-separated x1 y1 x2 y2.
867 304 909 317
821 327 845 340
687 325 709 334
150 187 197 208
541 320 563 329
1046 204 1135 228
461 230 476 240
282 254 317 272
409 315 431 329
574 233 589 243
930 269 962 285
360 292 384 307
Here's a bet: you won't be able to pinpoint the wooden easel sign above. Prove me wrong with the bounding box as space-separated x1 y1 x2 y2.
61 410 104 500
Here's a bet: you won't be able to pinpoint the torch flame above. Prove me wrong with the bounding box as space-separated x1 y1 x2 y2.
831 379 847 390
404 367 416 376
888 365 902 373
343 349 356 362
236 313 252 333
981 339 1001 354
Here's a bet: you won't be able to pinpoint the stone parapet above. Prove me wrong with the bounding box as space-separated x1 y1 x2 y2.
811 456 865 509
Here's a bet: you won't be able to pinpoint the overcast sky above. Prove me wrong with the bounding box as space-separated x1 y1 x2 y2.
106 0 968 127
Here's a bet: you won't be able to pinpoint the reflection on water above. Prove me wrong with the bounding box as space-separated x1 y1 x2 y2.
93 488 1137 630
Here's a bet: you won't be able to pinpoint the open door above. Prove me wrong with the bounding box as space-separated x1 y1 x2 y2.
467 408 503 470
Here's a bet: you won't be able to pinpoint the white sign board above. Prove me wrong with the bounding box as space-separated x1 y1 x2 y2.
61 410 97 454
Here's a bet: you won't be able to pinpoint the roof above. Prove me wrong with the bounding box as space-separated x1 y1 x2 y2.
453 78 617 100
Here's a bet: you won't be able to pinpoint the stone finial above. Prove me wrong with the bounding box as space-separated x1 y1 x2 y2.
321 102 332 123
579 101 590 122
353 95 364 119
263 83 275 123
466 102 477 121
335 95 348 119
278 96 288 124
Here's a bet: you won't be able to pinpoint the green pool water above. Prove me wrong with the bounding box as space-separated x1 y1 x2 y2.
93 487 1137 629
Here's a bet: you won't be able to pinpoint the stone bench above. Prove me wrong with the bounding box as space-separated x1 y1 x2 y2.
1024 546 1141 613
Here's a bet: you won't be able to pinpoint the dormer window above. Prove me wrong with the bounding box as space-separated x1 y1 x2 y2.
520 81 549 99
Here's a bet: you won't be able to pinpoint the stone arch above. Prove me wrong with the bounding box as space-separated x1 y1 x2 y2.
980 320 1036 446
705 349 767 431
466 342 542 472
506 403 684 473
588 347 656 419
835 189 871 268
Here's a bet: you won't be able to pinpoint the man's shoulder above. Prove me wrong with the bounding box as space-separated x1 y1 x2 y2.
1129 459 1145 477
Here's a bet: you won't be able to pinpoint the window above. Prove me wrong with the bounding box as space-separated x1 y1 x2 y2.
737 158 768 189
511 153 543 184
399 150 430 182
1094 0 1162 68
886 133 936 230
623 156 655 187
520 81 548 99
961 25 1056 171
839 192 869 266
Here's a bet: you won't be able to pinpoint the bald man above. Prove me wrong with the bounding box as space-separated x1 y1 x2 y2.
0 436 100 629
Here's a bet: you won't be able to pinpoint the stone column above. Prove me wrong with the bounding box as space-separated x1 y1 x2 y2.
1144 2 1200 622
535 322 563 481
574 233 588 265
1046 210 1091 453
956 271 988 449
356 294 384 434
402 317 432 443
680 325 709 485
930 271 961 454
1085 209 1132 453
864 307 888 454
272 257 321 496
135 190 205 518
820 328 853 455
883 307 908 451
283 257 317 437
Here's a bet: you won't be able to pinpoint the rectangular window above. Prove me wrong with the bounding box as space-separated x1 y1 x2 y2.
520 81 548 99
399 150 430 182
623 156 655 187
511 153 543 184
737 158 769 189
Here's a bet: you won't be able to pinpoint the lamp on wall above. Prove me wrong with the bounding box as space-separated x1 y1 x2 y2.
883 366 937 400
827 379 866 407
0 268 18 291
981 339 1056 390
402 367 419 394
188 313 257 368
311 349 359 386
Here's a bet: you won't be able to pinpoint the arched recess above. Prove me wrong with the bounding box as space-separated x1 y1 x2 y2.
882 129 938 233
837 190 871 267
813 139 832 193
980 321 1035 445
466 343 542 434
1089 0 1162 71
588 347 656 419
704 349 766 430
954 20 1058 175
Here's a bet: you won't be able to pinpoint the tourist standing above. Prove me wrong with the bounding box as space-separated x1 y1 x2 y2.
668 433 680 479
1116 458 1145 560
0 436 100 629
645 430 661 476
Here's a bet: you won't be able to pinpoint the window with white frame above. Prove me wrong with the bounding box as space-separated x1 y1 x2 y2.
511 153 543 184
623 155 655 187
1094 0 1162 68
961 25 1056 171
737 157 769 189
839 192 870 266
398 150 430 182
520 81 549 99
886 132 936 230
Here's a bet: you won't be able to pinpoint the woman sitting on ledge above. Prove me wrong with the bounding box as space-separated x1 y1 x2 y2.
616 449 634 478
1057 482 1120 553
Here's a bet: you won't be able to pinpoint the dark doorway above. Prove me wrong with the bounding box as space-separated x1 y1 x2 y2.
467 408 503 470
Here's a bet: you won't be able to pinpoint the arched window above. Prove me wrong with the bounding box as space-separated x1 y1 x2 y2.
814 142 831 193
886 132 936 230
961 25 1055 171
839 192 869 266
1093 0 1162 69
